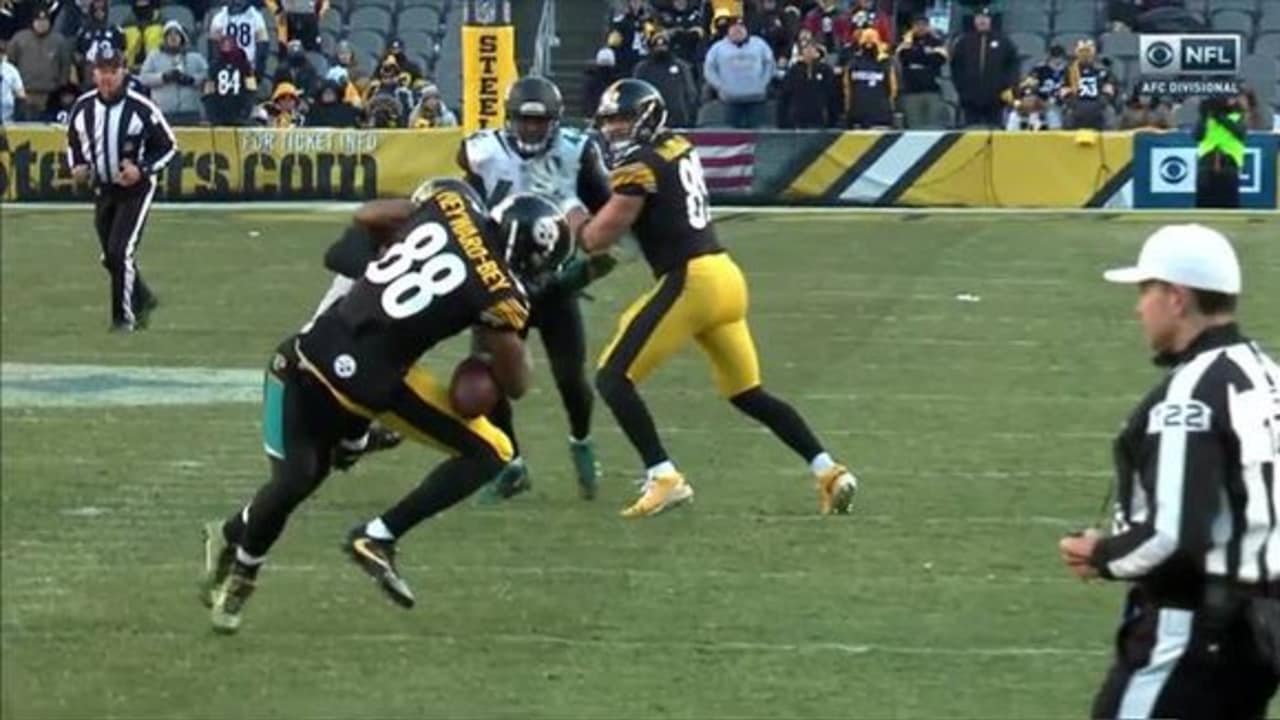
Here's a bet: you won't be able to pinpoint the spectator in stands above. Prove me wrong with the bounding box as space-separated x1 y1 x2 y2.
123 0 163 71
203 33 255 125
1062 40 1116 130
275 38 318 98
407 82 457 128
380 39 421 82
140 20 206 124
787 26 814 66
42 80 77 121
777 39 839 128
324 65 361 107
842 27 895 128
949 7 1018 128
896 13 947 129
74 0 125 86
1118 92 1172 130
614 0 657 76
332 41 368 92
703 17 773 129
634 31 698 128
278 0 325 52
656 0 704 69
364 56 414 121
1005 87 1048 130
709 6 733 43
8 6 72 111
849 0 892 42
210 0 270 80
1022 44 1068 130
749 0 791 62
802 0 851 57
364 92 401 128
584 46 621 115
307 76 360 127
259 80 304 126
0 36 25 121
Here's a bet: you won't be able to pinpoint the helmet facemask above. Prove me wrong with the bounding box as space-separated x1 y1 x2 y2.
506 102 559 157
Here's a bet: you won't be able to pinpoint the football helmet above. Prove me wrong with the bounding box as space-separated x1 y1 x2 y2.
594 78 667 162
492 193 573 285
505 76 563 158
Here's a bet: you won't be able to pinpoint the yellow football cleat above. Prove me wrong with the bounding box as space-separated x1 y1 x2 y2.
620 473 694 518
817 465 858 515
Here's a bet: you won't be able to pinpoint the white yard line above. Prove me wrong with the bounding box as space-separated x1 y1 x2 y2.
0 625 1107 658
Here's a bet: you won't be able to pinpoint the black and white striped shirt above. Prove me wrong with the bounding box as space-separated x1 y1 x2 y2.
1092 324 1280 597
65 89 176 189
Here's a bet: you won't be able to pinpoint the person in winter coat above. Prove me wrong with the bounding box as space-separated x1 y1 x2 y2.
307 77 360 127
703 17 773 129
633 32 698 129
7 6 73 109
778 39 840 128
139 20 207 124
948 7 1018 128
408 82 457 128
274 38 319 98
843 27 897 128
584 46 622 115
896 13 948 128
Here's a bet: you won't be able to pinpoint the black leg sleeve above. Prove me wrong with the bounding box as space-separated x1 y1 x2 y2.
595 365 669 468
729 387 824 463
380 454 505 538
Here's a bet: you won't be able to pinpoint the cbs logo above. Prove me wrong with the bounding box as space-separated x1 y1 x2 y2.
1158 155 1189 185
1145 40 1176 70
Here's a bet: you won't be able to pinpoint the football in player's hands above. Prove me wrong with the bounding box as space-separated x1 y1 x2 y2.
449 356 500 419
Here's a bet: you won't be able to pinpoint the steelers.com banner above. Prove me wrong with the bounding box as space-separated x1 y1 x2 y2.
461 24 517 134
0 126 463 202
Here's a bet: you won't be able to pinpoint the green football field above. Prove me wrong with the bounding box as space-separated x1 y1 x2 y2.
2 206 1278 719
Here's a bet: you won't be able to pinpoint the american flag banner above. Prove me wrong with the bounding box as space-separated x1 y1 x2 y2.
687 131 756 194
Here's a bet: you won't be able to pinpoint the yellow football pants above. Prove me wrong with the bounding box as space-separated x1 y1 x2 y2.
598 252 761 398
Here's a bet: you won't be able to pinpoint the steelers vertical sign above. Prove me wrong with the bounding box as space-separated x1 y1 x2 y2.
462 23 517 133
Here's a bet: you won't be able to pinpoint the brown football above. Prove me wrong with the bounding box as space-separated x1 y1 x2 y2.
449 357 500 419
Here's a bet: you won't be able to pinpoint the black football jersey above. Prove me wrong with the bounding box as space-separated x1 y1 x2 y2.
1071 63 1113 100
298 188 529 407
609 133 723 277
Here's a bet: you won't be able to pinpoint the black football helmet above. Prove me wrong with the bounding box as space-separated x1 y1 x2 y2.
505 76 563 158
410 177 487 217
492 193 573 286
594 78 667 162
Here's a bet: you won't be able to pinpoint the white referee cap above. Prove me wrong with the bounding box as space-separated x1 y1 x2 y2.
1103 223 1242 295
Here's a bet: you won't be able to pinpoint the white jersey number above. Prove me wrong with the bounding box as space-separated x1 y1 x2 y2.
678 154 710 230
365 222 467 319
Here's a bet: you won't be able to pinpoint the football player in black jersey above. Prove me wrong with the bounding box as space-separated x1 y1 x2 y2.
569 79 860 518
200 179 572 633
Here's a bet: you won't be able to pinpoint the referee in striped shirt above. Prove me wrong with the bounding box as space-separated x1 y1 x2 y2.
1059 224 1280 719
66 41 175 332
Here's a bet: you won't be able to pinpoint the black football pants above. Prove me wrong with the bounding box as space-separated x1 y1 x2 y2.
1091 591 1277 719
94 181 157 327
488 285 594 454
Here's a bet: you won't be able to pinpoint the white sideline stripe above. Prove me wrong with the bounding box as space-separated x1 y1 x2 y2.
841 131 947 203
0 626 1107 658
6 202 1276 216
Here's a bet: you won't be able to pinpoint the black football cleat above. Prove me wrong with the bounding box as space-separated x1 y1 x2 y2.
134 296 159 330
343 527 415 609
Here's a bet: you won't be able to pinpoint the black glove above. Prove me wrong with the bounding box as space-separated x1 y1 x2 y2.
163 69 182 83
177 73 196 86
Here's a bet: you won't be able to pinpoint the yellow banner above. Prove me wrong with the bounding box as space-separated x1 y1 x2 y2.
0 126 463 201
461 24 517 134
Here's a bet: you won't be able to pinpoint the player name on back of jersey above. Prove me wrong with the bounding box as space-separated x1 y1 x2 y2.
436 191 511 294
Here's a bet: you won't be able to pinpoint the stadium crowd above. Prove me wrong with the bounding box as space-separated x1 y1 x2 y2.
1 0 1275 130
0 0 459 127
586 0 1279 130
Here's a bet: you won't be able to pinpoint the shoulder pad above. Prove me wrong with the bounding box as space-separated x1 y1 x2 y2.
464 131 504 166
